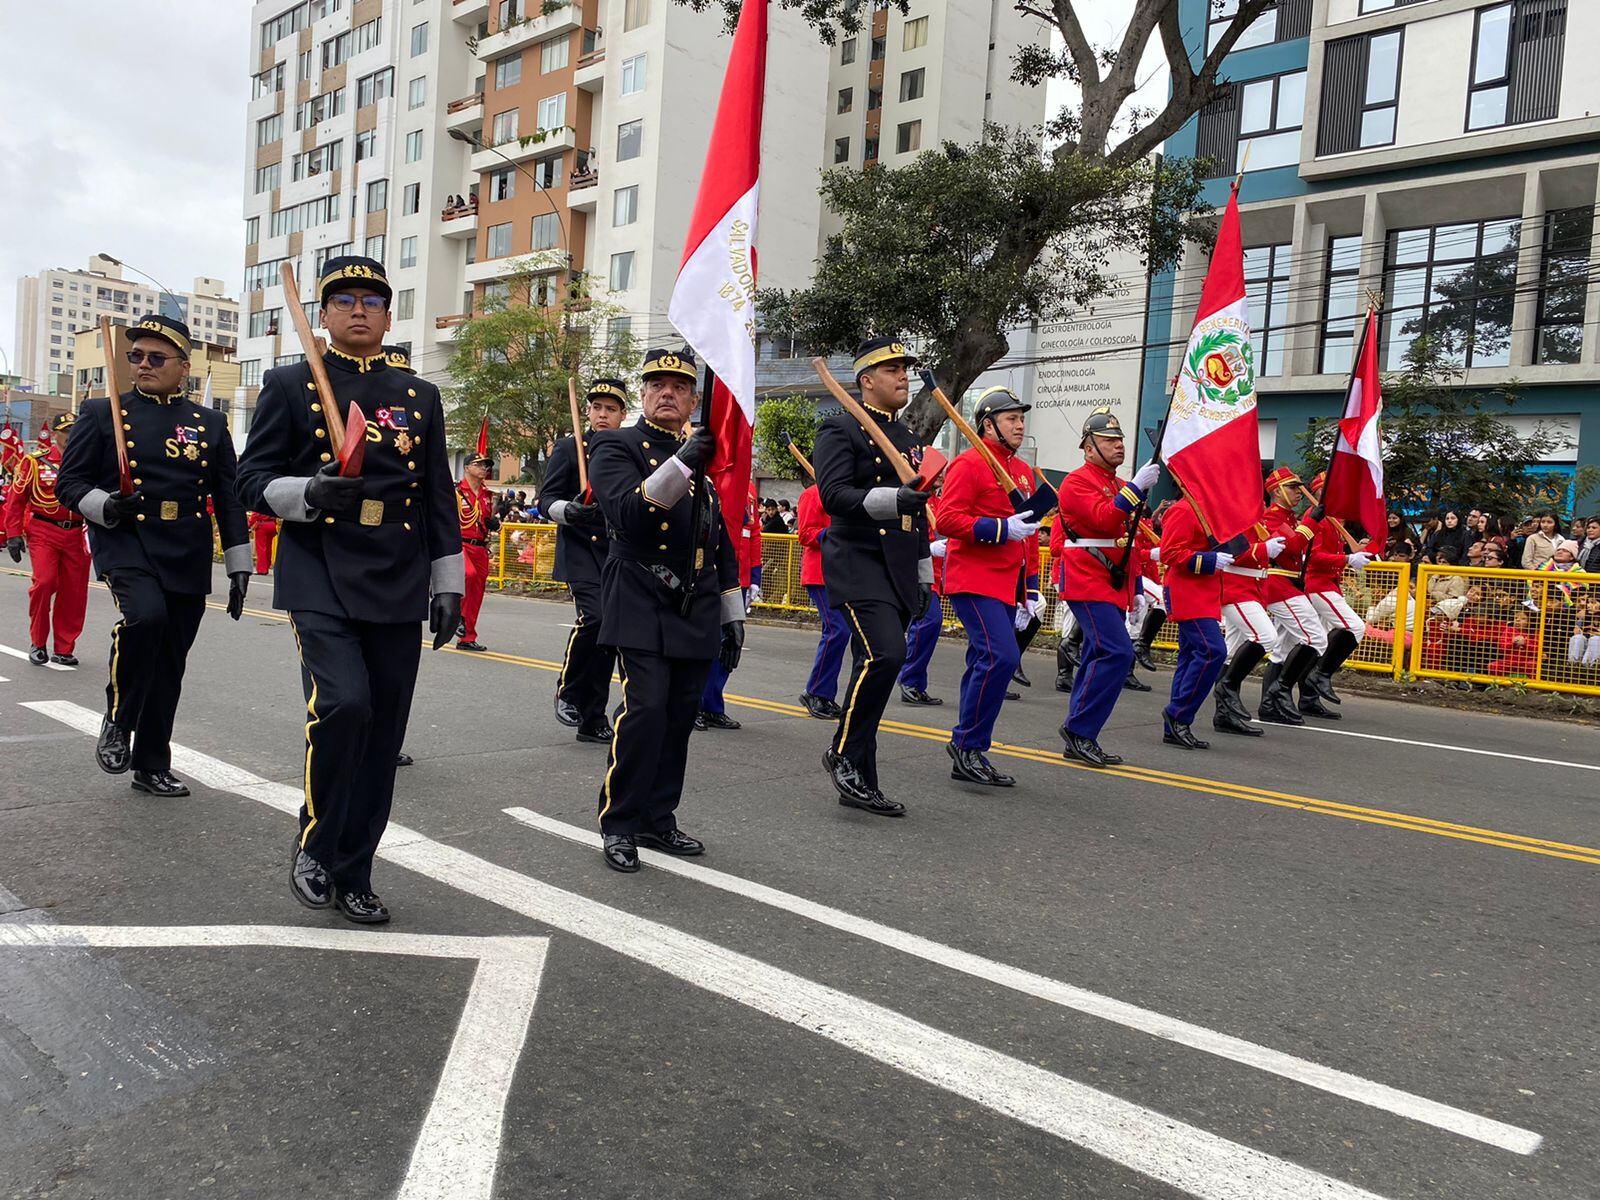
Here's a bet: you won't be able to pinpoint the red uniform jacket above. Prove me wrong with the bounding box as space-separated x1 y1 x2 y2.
1219 534 1271 607
1261 502 1318 605
3 452 79 538
1159 498 1224 621
1304 518 1350 593
796 484 828 588
935 441 1039 604
1135 519 1161 594
1055 460 1143 607
457 480 493 544
736 484 762 588
248 511 279 536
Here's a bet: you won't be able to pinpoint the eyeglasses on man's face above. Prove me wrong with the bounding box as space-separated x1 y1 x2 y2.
325 293 389 313
127 350 182 367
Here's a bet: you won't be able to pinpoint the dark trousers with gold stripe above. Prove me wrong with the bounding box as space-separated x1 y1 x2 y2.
833 599 910 791
290 611 420 893
557 578 615 729
598 647 711 837
103 568 206 773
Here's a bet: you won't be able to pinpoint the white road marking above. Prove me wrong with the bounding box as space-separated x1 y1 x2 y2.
25 699 1402 1200
0 921 548 1200
0 644 73 671
0 673 9 683
503 807 1541 1155
1276 722 1600 773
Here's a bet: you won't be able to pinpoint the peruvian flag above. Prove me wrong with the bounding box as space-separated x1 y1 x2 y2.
1161 186 1263 542
667 0 766 531
1322 308 1386 542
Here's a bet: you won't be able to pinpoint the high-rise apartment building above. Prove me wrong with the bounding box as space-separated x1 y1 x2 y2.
13 256 239 398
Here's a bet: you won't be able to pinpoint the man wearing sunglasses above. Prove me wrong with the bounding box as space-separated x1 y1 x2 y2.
237 255 463 925
56 313 252 797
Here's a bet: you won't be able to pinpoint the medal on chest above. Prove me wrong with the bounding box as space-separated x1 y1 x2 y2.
376 407 415 455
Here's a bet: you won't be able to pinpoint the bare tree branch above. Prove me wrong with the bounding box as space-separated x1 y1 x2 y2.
1050 0 1101 90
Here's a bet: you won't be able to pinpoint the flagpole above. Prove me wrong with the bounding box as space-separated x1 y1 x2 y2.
680 362 716 617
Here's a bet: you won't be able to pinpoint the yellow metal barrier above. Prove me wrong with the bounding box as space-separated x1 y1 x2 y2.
490 522 562 588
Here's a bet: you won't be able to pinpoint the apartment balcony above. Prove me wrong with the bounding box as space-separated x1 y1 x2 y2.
451 0 489 25
440 207 479 239
435 312 471 340
574 47 605 92
464 249 568 285
445 92 485 137
469 125 576 172
474 3 581 60
568 166 599 211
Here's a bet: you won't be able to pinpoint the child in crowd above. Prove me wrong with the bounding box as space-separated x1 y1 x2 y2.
1568 598 1600 667
1486 608 1538 678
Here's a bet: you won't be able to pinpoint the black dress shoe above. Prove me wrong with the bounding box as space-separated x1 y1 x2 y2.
1062 730 1114 768
28 645 48 665
602 834 639 872
576 722 614 744
840 788 907 817
1123 670 1152 692
131 769 190 797
800 692 842 720
693 711 708 731
456 640 488 652
395 751 414 767
1162 715 1210 750
1212 705 1264 737
825 749 904 814
1012 664 1031 687
699 710 741 730
1054 670 1073 693
96 717 131 775
49 653 78 666
1004 689 1021 701
947 742 1014 787
1134 646 1158 672
899 686 943 706
335 890 391 924
635 828 705 856
290 848 334 909
554 695 582 727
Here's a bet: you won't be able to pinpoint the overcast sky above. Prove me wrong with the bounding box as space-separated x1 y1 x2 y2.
0 2 249 378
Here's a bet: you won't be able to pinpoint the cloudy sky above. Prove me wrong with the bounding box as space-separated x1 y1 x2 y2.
0 2 250 378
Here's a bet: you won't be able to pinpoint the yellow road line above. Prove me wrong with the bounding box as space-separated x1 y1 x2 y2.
201 598 1600 868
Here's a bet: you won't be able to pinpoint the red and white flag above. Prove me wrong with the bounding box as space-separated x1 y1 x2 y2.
1162 186 1264 542
1322 308 1386 542
667 0 766 528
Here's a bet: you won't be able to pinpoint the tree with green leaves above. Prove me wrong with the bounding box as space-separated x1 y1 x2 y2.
679 0 1278 438
444 265 636 482
753 393 822 479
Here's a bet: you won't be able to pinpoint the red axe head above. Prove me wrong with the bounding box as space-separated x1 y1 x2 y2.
338 401 368 477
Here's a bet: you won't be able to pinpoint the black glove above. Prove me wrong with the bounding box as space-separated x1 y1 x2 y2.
917 583 933 618
430 592 463 650
719 619 745 673
896 485 931 515
226 571 249 621
5 536 22 564
565 501 605 529
487 514 502 534
1307 505 1326 522
103 490 145 525
305 461 365 516
675 425 716 472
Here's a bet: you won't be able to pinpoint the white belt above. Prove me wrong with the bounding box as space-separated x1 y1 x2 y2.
1065 539 1117 549
1223 565 1266 579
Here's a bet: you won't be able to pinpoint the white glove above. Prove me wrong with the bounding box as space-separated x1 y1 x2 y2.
1265 536 1288 560
1027 594 1045 619
1004 514 1040 542
747 583 763 606
1148 546 1161 563
1213 551 1236 570
930 538 947 559
1346 552 1372 570
1131 460 1161 492
1013 605 1033 632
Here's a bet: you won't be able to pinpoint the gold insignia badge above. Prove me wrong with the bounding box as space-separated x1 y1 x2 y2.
695 548 705 570
394 431 414 455
657 353 682 369
901 515 912 532
359 499 384 526
160 500 179 521
183 444 199 461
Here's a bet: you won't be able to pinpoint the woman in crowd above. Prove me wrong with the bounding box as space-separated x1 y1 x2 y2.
1517 513 1558 569
1424 509 1472 561
1384 511 1418 562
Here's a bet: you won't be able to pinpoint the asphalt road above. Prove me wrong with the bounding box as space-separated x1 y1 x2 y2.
1 565 1596 1200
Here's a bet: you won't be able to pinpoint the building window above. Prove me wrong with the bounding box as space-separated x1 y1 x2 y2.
400 236 418 268
899 68 924 102
354 17 380 52
621 53 646 95
405 130 424 162
1383 217 1520 369
867 86 882 111
611 184 639 227
837 87 853 114
895 120 921 153
498 0 525 24
1316 29 1401 155
1360 0 1429 9
411 22 428 56
1207 0 1311 51
256 113 283 146
902 16 928 50
541 34 570 73
253 62 286 100
357 67 394 106
1468 0 1566 132
355 129 377 161
871 34 885 60
409 76 427 109
1535 206 1591 364
492 109 519 144
487 221 514 258
617 119 643 161
532 211 561 249
489 167 515 201
254 162 281 194
247 308 279 338
609 251 636 291
864 135 879 162
607 316 632 348
840 37 856 64
533 154 562 189
403 182 421 214
1320 235 1363 375
241 360 262 388
367 179 389 212
494 53 522 89
396 289 416 320
537 92 567 130
245 217 259 246
623 0 649 30
1243 244 1291 377
833 136 850 164
364 234 386 261
1197 69 1306 177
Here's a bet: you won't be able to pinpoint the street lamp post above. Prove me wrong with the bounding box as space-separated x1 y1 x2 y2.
95 253 185 317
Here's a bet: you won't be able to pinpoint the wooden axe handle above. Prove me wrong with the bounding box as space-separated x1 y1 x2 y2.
784 438 815 480
924 379 1016 494
278 264 345 455
567 377 590 495
97 317 134 495
1302 484 1362 551
810 357 917 485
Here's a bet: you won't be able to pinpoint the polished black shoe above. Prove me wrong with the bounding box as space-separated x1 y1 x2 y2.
899 686 943 706
456 640 488 652
1054 670 1073 693
826 749 904 814
290 848 334 909
1212 703 1264 737
49 653 78 666
693 711 708 731
1123 670 1152 692
947 742 1014 787
1134 646 1158 672
1298 691 1341 720
602 834 639 873
335 890 391 924
635 828 705 856
841 787 907 817
395 751 414 767
1162 715 1210 749
1012 663 1031 687
1004 689 1021 701
131 769 190 797
1061 730 1111 768
28 645 48 666
800 692 843 720
95 717 131 775
576 722 614 744
699 710 742 730
554 695 582 727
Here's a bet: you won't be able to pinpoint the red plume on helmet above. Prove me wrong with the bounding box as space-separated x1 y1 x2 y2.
470 413 492 467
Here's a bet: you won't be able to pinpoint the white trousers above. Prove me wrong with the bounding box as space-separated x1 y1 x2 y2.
1308 589 1366 645
1266 594 1329 663
1221 600 1274 658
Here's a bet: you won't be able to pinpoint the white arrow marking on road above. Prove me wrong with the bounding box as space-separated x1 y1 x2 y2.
503 807 1541 1155
0 922 548 1200
0 644 73 670
28 698 1398 1200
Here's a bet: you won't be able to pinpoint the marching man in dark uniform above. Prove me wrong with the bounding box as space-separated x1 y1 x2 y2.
455 438 497 652
589 347 743 873
1054 408 1162 767
5 412 93 666
542 376 627 743
237 257 462 923
813 337 933 816
57 314 252 795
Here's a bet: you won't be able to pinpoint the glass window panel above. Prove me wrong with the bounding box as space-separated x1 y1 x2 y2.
1468 85 1506 130
1246 129 1299 170
1239 80 1274 134
1327 274 1360 321
1387 265 1426 312
1389 228 1429 265
1276 71 1306 125
1473 4 1511 82
1323 339 1354 376
1265 329 1288 376
1246 285 1268 331
1537 325 1583 364
1242 246 1271 280
1365 32 1401 104
1480 218 1519 256
1329 235 1361 273
1433 224 1478 260
1359 106 1394 148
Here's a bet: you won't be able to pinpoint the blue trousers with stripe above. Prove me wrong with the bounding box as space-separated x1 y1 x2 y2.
950 593 1021 752
804 584 850 700
897 593 943 690
1165 618 1228 725
1065 599 1135 741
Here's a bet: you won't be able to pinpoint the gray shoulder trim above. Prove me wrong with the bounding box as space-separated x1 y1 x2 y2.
79 487 115 527
641 459 692 508
546 499 570 526
863 487 900 520
721 589 746 623
264 476 316 522
918 557 934 585
223 544 253 576
431 552 466 596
